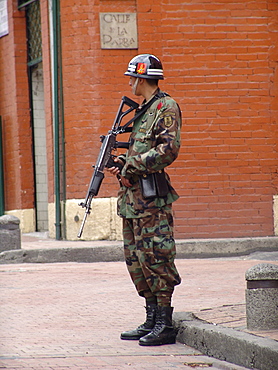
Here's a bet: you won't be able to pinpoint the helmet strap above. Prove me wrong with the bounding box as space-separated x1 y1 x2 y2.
132 77 139 95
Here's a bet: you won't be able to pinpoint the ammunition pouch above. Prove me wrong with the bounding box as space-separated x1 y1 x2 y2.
139 170 169 199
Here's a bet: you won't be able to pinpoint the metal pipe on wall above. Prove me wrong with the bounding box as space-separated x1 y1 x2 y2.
0 117 5 216
49 0 65 240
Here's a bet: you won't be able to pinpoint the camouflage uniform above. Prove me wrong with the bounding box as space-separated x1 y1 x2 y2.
117 89 182 299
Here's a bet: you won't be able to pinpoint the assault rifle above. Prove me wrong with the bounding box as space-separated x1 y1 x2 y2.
77 96 139 238
77 93 161 238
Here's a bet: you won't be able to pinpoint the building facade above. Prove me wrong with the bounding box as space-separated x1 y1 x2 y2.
0 0 277 240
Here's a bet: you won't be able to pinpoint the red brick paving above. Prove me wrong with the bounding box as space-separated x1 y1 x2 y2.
0 258 277 369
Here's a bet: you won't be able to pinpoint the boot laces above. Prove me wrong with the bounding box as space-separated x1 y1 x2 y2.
152 315 164 335
138 305 156 330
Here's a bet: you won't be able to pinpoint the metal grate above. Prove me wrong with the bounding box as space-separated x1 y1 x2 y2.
25 0 42 66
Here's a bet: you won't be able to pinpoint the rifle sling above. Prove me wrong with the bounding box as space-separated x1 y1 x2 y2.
117 92 166 134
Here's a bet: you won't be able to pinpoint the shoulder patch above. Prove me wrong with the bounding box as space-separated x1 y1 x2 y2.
162 113 176 127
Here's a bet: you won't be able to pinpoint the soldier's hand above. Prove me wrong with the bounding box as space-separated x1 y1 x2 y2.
106 157 124 176
120 176 132 188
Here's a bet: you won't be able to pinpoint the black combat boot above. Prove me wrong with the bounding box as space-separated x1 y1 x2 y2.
120 304 157 340
138 306 176 346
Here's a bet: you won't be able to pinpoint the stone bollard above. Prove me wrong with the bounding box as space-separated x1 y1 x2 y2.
0 215 21 253
245 263 278 330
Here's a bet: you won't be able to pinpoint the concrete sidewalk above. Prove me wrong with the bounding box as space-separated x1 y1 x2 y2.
0 233 278 369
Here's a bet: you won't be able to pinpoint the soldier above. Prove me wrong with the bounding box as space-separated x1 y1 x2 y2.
108 54 182 346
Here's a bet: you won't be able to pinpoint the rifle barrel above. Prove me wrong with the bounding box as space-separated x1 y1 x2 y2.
77 211 88 238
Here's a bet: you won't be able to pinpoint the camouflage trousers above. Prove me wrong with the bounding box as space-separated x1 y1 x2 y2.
122 206 181 299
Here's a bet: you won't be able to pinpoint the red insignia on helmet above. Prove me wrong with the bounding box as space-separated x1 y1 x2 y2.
136 63 147 74
157 102 163 110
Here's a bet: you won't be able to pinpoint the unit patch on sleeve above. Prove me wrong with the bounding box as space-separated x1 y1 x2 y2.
162 113 176 128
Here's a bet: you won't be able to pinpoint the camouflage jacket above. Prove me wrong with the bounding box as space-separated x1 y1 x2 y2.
117 89 182 218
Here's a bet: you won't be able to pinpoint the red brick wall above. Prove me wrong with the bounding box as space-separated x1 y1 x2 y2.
1 0 277 238
60 0 278 238
61 0 138 199
154 0 278 238
0 1 34 210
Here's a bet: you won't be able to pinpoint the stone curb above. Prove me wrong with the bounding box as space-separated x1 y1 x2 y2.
0 245 125 264
0 237 278 264
173 312 278 370
176 236 278 259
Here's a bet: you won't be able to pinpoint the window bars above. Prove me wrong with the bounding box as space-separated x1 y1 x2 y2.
18 0 42 66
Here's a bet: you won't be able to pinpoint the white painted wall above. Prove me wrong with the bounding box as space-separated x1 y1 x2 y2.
32 63 48 231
